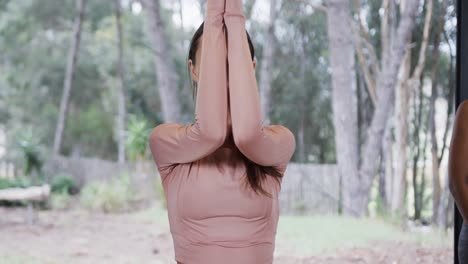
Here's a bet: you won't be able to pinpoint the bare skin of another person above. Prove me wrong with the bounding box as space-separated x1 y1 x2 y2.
449 100 468 223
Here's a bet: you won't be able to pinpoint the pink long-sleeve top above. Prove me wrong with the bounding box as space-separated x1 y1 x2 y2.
148 1 296 263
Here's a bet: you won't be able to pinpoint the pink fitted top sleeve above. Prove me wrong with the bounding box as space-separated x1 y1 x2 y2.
148 0 228 178
224 1 295 169
148 1 295 263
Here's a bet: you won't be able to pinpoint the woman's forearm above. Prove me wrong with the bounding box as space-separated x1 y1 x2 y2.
223 0 296 167
148 0 228 169
223 0 263 144
195 0 228 143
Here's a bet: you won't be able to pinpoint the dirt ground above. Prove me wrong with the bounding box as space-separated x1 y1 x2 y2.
0 207 452 264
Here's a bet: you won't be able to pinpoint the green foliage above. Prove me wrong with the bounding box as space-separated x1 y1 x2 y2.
154 177 166 209
15 128 44 178
0 176 35 189
372 193 401 225
50 174 78 195
49 190 72 210
66 104 116 159
274 0 334 163
126 115 152 161
293 199 307 214
79 172 135 213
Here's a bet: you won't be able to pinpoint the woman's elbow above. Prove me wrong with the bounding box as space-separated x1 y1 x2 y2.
200 127 227 147
232 133 255 151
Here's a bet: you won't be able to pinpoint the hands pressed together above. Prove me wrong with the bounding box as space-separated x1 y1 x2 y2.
207 0 244 19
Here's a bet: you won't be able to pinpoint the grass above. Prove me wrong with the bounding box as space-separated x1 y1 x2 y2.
131 200 170 228
275 214 452 256
133 203 452 257
0 204 452 263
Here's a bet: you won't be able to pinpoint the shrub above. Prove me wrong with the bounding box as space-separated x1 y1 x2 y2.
49 190 72 210
80 172 135 213
0 176 34 189
0 177 17 189
50 174 78 195
125 114 152 162
154 177 166 209
294 199 307 214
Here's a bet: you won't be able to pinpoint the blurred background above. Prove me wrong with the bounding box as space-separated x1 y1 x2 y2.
0 0 457 263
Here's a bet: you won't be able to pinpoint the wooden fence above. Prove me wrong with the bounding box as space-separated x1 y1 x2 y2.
0 161 16 179
43 156 339 214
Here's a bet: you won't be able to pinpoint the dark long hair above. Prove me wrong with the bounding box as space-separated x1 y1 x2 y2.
186 21 283 198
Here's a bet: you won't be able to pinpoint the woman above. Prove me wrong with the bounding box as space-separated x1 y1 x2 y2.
148 0 296 263
449 99 468 262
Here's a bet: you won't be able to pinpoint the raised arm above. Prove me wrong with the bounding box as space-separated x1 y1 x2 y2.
148 0 228 172
449 100 468 222
223 0 295 168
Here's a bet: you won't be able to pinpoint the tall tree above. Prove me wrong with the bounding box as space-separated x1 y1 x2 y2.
437 5 457 227
144 0 182 123
114 0 127 163
326 0 360 216
394 0 433 217
327 0 420 216
53 0 86 155
357 0 420 216
429 0 448 224
411 78 426 220
391 30 411 216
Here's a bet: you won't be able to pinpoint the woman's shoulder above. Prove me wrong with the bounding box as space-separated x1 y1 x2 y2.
459 99 468 112
455 100 468 127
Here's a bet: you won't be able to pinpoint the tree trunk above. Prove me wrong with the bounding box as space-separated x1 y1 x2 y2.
420 114 430 219
391 45 410 216
0 185 50 202
177 0 184 31
259 0 277 125
114 0 127 164
356 0 420 216
326 0 360 216
53 0 86 155
198 0 207 17
437 17 455 229
245 0 257 20
429 57 441 225
380 116 394 210
390 0 436 223
297 34 307 163
297 112 305 162
144 0 182 123
326 0 419 216
429 0 447 225
412 79 425 220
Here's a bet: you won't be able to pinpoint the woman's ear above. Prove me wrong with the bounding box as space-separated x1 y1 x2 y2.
188 59 198 81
